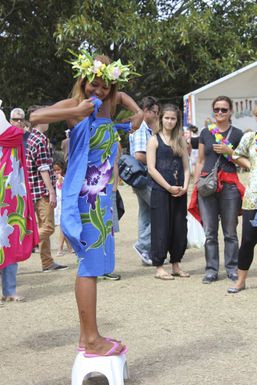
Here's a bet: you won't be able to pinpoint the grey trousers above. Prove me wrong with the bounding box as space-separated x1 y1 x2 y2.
198 183 241 276
133 185 151 254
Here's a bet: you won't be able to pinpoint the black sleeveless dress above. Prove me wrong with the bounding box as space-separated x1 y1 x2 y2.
150 134 187 266
151 134 184 190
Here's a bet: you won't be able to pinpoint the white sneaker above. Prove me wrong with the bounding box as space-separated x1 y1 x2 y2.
133 245 152 266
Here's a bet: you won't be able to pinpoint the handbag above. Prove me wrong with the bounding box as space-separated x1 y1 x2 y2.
197 157 220 197
197 126 233 197
118 154 148 189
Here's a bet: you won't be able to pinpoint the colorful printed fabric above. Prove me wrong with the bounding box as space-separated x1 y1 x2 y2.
233 131 257 210
26 128 55 202
208 123 233 160
0 126 39 268
61 100 121 276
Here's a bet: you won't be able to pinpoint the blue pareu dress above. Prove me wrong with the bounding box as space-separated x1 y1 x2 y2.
61 114 119 277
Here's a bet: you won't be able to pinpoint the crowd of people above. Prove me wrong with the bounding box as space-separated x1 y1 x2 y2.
0 49 257 359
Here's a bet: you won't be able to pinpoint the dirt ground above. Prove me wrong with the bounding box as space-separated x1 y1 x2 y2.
1 179 257 385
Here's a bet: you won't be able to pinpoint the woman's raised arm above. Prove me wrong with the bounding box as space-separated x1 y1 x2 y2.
117 91 143 131
29 98 94 125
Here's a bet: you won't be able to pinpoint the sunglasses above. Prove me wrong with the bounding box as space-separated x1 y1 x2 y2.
11 118 24 122
213 108 229 114
150 109 160 115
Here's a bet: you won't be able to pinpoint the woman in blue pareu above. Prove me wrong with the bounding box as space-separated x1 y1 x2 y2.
30 50 143 357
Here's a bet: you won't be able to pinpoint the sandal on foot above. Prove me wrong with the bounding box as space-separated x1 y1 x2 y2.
84 341 127 358
77 337 121 352
172 270 190 278
155 273 174 280
2 295 25 302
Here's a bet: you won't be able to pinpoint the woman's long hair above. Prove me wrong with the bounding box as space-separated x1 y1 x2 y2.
158 104 184 156
70 54 118 116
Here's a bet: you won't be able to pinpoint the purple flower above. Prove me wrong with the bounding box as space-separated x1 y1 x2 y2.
112 67 121 80
80 160 113 208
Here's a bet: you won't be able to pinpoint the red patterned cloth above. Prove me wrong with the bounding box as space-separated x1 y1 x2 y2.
189 171 245 223
0 126 39 268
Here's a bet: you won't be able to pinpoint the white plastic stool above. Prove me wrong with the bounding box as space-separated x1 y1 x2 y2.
71 351 129 385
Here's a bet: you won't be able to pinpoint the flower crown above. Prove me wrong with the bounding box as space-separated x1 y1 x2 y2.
68 49 139 86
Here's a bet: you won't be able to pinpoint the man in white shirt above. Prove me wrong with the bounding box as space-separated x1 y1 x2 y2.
129 96 160 265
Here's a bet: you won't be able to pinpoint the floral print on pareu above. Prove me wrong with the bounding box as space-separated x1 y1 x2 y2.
77 120 119 276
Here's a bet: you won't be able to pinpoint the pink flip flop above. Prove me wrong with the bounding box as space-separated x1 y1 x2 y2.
84 340 128 358
77 337 121 352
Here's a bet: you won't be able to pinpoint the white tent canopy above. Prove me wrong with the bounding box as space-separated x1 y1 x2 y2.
183 61 257 131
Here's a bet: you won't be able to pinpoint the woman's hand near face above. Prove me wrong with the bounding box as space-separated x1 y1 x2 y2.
76 99 94 117
29 98 94 125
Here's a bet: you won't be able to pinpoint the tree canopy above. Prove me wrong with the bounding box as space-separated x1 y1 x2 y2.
1 0 256 137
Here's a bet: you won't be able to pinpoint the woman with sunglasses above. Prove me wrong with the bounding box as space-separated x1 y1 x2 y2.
190 96 245 284
226 106 257 293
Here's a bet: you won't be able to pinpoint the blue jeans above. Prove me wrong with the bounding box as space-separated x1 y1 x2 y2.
1 263 18 297
198 183 241 276
133 185 151 253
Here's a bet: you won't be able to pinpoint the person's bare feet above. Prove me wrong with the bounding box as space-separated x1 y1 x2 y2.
172 263 190 277
154 266 174 280
172 269 190 278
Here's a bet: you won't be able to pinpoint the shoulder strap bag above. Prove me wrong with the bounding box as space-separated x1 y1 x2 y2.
197 126 233 197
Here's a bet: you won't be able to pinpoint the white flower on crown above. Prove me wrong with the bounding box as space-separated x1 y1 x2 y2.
0 210 14 248
93 60 104 73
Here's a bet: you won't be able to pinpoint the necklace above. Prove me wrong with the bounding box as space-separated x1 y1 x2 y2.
162 133 171 145
208 123 233 160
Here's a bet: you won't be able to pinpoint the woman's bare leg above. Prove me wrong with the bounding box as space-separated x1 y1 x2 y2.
58 228 65 251
234 269 248 289
64 237 73 253
75 276 123 355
